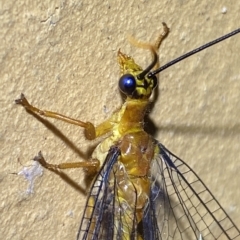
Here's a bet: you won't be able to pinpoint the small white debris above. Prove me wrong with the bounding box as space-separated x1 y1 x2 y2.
103 105 109 114
66 210 74 218
221 6 227 14
18 161 43 194
198 233 203 240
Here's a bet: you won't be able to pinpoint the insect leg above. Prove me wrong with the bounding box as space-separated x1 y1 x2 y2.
15 93 96 140
127 22 169 52
153 22 169 71
154 22 170 50
33 151 99 174
127 22 169 73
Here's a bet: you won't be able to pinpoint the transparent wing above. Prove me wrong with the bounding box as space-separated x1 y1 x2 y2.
77 147 121 240
77 147 140 240
149 143 240 240
77 144 240 240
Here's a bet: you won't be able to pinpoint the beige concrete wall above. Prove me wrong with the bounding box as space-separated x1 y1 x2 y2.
1 0 239 239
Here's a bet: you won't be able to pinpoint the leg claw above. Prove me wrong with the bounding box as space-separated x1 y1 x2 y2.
15 93 29 107
33 151 47 167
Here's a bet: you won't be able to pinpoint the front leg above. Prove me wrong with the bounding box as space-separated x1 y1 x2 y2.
15 93 112 140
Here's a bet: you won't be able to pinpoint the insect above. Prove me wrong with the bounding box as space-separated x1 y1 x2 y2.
15 23 240 239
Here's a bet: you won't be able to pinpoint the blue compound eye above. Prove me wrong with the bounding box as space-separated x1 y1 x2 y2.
119 74 136 95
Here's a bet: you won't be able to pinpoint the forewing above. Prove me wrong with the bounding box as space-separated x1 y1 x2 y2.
77 147 120 240
149 143 240 240
77 143 240 240
77 147 139 240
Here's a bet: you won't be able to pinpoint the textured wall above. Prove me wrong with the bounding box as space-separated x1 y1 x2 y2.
1 0 239 239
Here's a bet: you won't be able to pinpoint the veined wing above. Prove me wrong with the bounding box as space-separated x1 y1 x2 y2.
77 147 121 240
77 145 158 240
77 147 143 240
150 143 240 240
77 143 240 240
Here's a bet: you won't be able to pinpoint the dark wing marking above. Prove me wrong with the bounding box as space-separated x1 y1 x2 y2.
141 187 162 240
148 143 240 240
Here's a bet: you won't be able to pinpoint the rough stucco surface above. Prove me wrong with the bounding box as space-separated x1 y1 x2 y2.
1 0 239 239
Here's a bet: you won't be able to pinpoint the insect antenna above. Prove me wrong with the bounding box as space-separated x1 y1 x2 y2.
148 28 240 77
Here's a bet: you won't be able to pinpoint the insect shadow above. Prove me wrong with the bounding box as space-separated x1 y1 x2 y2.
21 108 97 194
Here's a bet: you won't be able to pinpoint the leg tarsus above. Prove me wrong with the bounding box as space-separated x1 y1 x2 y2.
15 93 31 108
15 93 46 116
33 151 51 168
154 22 170 50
